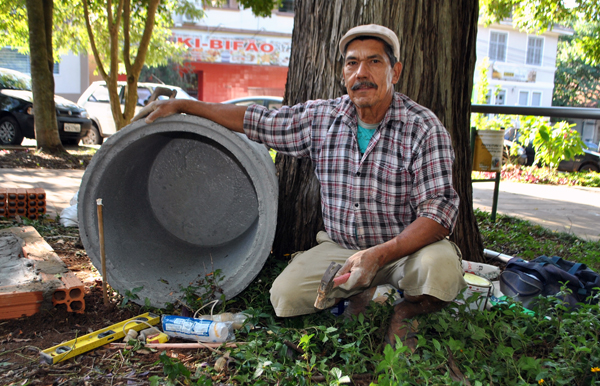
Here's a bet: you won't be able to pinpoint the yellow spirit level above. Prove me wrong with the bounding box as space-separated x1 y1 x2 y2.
40 312 160 364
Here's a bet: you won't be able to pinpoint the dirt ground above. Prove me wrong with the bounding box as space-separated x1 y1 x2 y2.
0 149 217 385
0 148 92 170
0 235 188 385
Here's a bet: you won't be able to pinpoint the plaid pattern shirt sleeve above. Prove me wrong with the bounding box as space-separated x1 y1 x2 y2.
243 100 336 158
243 94 459 250
408 115 459 232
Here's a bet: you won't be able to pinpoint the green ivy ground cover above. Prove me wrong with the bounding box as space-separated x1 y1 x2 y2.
145 210 600 386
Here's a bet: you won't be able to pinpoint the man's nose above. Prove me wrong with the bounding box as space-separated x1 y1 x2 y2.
356 61 369 77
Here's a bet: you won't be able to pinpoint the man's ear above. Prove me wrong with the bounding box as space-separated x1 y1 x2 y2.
392 62 403 84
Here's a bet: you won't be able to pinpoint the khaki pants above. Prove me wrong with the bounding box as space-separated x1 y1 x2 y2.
270 231 467 317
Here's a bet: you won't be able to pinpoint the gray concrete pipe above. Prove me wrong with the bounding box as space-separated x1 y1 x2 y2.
78 115 278 308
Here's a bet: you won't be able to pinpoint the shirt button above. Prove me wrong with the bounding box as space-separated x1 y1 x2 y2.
354 203 359 208
356 171 361 176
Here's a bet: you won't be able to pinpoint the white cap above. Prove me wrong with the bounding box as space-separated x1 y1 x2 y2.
339 24 400 61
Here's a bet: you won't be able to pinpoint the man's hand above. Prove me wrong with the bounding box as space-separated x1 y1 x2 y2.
336 247 384 291
131 99 182 124
334 217 451 292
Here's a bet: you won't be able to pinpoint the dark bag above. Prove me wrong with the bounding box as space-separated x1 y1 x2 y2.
500 255 600 310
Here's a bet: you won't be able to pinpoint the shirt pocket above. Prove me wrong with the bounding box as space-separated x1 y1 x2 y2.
369 161 412 208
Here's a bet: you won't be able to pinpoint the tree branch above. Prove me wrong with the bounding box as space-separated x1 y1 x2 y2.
131 0 160 75
83 0 108 80
123 0 131 73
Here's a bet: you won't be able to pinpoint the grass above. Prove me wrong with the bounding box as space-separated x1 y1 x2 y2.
143 210 600 386
476 209 600 271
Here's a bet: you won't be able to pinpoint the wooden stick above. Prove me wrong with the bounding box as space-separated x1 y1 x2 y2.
109 342 244 349
96 198 108 307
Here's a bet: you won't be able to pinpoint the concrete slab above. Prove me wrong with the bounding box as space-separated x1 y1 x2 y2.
0 226 68 320
0 169 83 218
473 181 600 241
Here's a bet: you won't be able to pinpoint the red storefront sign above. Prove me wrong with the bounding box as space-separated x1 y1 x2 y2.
173 32 291 66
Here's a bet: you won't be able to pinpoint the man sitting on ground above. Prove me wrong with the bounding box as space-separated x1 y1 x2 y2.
134 24 467 348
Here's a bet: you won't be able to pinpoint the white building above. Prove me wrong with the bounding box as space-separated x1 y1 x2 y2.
475 21 572 107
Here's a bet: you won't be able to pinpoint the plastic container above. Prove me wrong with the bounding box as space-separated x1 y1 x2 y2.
162 315 231 343
196 312 249 330
455 272 493 311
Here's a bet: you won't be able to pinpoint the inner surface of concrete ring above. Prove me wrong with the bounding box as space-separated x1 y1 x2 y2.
78 115 278 308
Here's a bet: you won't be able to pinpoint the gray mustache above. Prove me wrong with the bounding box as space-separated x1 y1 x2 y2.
351 81 378 91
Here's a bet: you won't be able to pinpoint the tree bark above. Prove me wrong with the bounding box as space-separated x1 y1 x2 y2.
273 0 485 262
26 0 64 153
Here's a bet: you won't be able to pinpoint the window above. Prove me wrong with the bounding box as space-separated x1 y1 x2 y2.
207 0 238 9
485 89 492 104
88 85 111 103
531 92 542 106
489 32 508 62
0 47 59 74
278 0 294 13
495 89 506 105
518 91 529 106
0 68 32 90
526 36 544 66
136 87 153 105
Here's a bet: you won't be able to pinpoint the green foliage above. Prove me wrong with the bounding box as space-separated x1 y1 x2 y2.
178 269 228 314
480 0 600 64
121 286 143 307
0 0 29 51
475 163 600 187
553 21 600 107
237 0 281 18
517 116 584 169
150 351 191 385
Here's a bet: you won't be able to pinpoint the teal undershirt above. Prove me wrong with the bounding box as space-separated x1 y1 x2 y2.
356 118 379 154
355 118 380 242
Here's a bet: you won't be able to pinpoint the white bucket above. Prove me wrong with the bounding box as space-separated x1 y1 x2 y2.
455 272 492 311
473 129 505 172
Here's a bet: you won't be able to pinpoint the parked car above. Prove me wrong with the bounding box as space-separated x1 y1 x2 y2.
503 127 600 172
557 149 600 173
222 96 283 110
77 81 197 144
583 139 599 152
0 68 91 146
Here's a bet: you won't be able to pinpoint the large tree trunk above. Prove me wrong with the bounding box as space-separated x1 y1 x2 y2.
273 0 485 262
26 0 65 153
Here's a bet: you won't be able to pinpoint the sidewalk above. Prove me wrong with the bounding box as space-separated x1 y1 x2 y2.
473 181 600 241
1 167 599 242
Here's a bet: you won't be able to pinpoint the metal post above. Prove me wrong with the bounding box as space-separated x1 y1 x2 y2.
491 172 501 222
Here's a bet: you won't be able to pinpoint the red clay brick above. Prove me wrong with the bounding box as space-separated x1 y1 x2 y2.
0 291 44 320
52 272 85 313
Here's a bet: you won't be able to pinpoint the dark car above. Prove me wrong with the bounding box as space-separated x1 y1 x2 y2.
0 68 91 145
557 149 600 173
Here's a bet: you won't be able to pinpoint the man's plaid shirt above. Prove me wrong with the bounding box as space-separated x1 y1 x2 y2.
244 93 459 250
